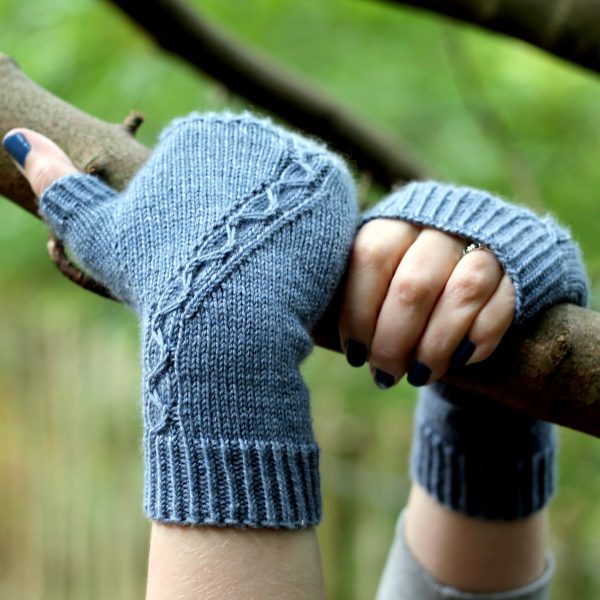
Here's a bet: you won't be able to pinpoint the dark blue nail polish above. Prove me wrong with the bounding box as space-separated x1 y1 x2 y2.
345 339 367 368
407 362 431 387
449 337 476 370
374 369 395 390
2 132 31 168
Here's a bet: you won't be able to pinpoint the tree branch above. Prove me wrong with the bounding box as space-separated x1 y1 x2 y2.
105 0 426 189
383 0 600 74
0 55 150 215
1 55 599 438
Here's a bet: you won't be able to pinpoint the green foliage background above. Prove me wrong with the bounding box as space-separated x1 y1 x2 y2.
1 1 600 598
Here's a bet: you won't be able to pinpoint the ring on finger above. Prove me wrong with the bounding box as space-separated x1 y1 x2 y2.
462 241 489 257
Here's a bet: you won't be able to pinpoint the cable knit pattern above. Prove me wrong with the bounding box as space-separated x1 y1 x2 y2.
362 180 589 321
38 112 358 527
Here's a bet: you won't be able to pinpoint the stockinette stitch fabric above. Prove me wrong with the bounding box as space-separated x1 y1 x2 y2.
38 111 359 528
362 180 589 321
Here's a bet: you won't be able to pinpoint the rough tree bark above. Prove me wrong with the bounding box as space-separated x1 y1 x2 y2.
0 55 150 215
385 0 600 74
0 55 599 437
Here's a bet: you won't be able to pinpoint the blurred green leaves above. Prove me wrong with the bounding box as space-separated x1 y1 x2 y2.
1 0 600 598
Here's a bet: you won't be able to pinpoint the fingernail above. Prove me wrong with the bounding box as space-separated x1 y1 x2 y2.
345 339 367 367
374 369 395 390
449 337 476 370
2 132 31 168
407 362 431 387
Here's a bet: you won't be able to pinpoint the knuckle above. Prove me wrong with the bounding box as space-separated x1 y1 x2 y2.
31 160 60 196
449 270 489 305
350 236 388 271
391 273 433 306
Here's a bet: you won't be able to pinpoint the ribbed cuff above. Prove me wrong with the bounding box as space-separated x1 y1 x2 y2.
410 383 556 520
362 181 589 321
555 227 590 307
39 173 117 239
144 430 321 528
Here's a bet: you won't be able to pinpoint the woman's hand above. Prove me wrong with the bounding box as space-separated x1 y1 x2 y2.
338 219 516 388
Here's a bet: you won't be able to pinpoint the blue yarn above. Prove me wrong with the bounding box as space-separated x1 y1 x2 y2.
411 383 557 520
39 112 359 528
364 180 589 520
362 180 589 321
39 113 590 526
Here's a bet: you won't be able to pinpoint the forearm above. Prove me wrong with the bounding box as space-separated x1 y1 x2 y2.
405 484 548 592
146 523 325 600
376 382 556 599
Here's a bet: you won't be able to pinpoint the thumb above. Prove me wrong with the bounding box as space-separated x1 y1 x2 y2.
2 128 78 197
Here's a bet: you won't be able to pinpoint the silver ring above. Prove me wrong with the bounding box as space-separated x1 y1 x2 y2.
462 242 488 257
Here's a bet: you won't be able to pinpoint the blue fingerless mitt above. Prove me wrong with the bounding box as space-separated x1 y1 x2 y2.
39 112 359 528
363 180 589 520
411 383 556 520
362 180 589 321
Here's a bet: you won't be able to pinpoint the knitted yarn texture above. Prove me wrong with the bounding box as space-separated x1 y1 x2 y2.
362 180 589 321
363 180 589 520
39 112 359 528
411 382 556 520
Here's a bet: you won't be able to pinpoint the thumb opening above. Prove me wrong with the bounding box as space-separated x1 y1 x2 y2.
2 128 78 198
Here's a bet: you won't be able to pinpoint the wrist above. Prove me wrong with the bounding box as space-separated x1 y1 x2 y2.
410 383 556 520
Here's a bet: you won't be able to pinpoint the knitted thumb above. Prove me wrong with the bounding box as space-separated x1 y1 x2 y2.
38 174 120 296
2 128 121 295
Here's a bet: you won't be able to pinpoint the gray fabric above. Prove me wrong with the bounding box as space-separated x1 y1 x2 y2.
376 511 555 600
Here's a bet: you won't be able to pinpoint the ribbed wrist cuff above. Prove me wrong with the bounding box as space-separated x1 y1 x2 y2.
410 383 556 520
144 431 321 528
362 181 589 320
39 173 117 239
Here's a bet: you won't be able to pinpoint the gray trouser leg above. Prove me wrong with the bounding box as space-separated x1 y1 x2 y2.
376 512 555 600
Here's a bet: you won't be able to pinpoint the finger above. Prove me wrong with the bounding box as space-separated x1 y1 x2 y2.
408 248 504 385
2 128 78 197
369 228 465 388
463 273 516 365
338 219 420 367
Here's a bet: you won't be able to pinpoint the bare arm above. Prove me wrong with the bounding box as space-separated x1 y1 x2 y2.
146 524 325 600
406 484 547 593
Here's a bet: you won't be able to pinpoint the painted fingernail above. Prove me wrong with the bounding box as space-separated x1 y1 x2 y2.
374 369 395 390
2 132 31 168
345 339 367 367
449 337 476 370
407 362 431 387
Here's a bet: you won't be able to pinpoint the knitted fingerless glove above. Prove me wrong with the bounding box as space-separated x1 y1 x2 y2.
362 180 589 321
38 112 358 528
363 180 589 519
411 383 556 519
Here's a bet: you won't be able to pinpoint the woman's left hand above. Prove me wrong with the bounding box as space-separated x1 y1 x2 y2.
338 219 516 388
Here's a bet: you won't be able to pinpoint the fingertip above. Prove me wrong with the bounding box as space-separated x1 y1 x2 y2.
344 338 367 367
449 337 476 370
406 362 432 387
3 129 31 169
3 128 79 197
